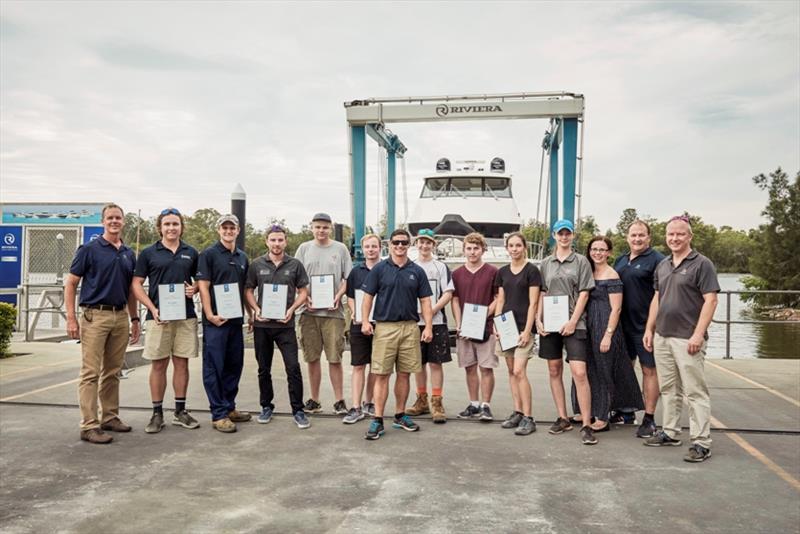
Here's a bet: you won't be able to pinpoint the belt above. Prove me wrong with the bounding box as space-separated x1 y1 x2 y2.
82 304 125 312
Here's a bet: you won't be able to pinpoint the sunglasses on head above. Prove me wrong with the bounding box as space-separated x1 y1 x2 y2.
669 215 689 223
391 240 410 246
160 208 181 216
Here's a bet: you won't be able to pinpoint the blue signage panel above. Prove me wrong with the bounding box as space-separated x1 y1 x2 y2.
83 226 104 244
0 226 23 305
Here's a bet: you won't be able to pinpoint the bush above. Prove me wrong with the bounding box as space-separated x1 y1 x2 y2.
0 302 17 358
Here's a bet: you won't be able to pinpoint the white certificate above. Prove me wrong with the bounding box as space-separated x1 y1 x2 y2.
354 289 375 324
158 283 186 321
213 282 243 319
261 283 288 320
493 311 520 352
543 295 569 333
460 302 488 340
418 279 439 313
310 274 335 309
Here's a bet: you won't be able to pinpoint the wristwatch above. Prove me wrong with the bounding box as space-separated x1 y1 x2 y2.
130 317 140 322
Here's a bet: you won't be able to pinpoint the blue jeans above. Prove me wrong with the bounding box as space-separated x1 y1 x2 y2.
202 320 244 421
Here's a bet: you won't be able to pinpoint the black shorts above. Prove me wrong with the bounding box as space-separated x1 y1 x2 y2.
349 328 373 367
623 330 655 368
420 324 452 364
538 329 588 362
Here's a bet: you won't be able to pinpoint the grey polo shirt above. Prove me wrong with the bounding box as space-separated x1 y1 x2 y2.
539 252 595 330
654 250 720 339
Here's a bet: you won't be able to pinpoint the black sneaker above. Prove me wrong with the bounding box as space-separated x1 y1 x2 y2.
515 416 537 436
580 426 598 445
457 404 480 419
636 419 658 439
610 411 636 425
684 444 712 463
365 419 385 440
644 430 683 447
479 405 494 422
392 414 420 432
333 399 348 415
548 417 573 435
303 398 322 414
501 411 523 429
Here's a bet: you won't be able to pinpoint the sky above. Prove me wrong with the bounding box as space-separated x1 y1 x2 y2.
1 1 798 233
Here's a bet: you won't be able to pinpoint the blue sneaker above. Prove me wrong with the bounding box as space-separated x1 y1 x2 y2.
293 411 310 429
392 414 420 432
365 419 384 440
257 406 273 424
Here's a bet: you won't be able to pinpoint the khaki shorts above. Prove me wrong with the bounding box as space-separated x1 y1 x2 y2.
495 337 536 360
371 321 422 375
456 337 498 369
298 314 345 363
143 318 199 360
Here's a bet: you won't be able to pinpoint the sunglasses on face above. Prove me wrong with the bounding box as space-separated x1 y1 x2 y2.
391 240 410 246
161 208 181 216
590 248 609 253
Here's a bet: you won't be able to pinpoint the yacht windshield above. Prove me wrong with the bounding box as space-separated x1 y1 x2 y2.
420 177 512 198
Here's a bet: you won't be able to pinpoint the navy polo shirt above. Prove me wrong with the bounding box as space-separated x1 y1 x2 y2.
69 236 136 308
347 263 374 331
614 247 665 336
134 240 199 320
362 258 432 322
196 241 249 324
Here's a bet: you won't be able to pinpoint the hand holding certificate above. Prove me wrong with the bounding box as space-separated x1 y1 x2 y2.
260 283 288 320
460 303 488 340
158 283 187 321
543 295 569 333
493 311 519 351
310 274 335 310
354 289 375 324
213 282 243 319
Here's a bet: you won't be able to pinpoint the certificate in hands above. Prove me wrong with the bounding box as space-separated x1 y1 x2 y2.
213 282 243 319
493 311 519 351
310 274 335 309
261 283 288 320
158 283 187 321
543 295 569 333
460 302 488 340
354 289 375 323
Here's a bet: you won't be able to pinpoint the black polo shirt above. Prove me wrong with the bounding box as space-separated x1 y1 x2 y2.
347 263 374 331
614 247 665 335
70 236 136 308
362 257 432 322
196 241 249 324
134 240 199 320
245 254 308 329
654 250 720 339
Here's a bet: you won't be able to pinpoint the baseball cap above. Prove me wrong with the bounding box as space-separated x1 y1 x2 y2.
552 219 574 233
311 212 332 223
216 214 240 227
416 228 436 242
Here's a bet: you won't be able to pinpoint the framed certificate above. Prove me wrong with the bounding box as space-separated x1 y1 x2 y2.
417 279 439 313
310 274 335 309
261 283 288 320
543 295 569 333
493 311 519 351
213 282 243 319
158 283 186 321
354 289 375 324
460 302 488 340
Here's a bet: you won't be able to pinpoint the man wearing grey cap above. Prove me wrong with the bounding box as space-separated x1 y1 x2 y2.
295 212 353 415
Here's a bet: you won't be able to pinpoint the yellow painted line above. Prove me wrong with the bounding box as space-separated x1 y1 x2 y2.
711 415 800 493
707 361 800 408
0 377 79 402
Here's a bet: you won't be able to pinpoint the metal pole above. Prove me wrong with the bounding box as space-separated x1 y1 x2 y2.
386 149 396 234
351 126 367 261
725 292 732 359
231 183 246 251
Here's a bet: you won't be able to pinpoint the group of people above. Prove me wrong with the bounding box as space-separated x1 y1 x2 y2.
66 204 719 463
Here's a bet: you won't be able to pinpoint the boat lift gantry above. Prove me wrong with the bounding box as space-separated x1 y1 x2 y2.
344 92 585 259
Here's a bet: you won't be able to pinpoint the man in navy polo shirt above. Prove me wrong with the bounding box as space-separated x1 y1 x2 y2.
614 219 665 438
360 228 433 441
196 214 250 433
65 203 141 444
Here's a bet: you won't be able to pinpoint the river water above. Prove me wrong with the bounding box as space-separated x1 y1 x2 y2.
706 273 799 359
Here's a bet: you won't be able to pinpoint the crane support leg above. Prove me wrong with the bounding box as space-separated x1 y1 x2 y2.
351 126 367 260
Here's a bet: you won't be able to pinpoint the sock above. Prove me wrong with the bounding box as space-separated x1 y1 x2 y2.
374 416 384 424
417 387 427 395
470 400 480 408
152 401 163 415
175 398 186 413
432 388 443 397
395 412 405 420
643 412 655 423
481 402 491 408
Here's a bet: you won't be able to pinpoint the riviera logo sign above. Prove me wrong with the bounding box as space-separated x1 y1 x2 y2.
435 104 503 117
3 233 15 246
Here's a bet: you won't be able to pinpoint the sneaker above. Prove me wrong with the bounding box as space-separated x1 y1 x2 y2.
100 417 132 432
643 430 683 447
457 404 480 419
501 411 523 429
636 419 658 439
172 410 200 429
392 414 420 432
365 419 384 440
363 402 376 417
228 410 251 423
515 416 537 436
257 406 273 424
212 418 237 433
406 393 430 416
684 444 712 463
293 411 311 429
304 398 322 414
80 428 113 444
548 417 574 435
610 411 637 425
479 405 494 422
342 407 365 424
145 412 165 434
430 395 447 424
333 399 348 415
581 426 598 445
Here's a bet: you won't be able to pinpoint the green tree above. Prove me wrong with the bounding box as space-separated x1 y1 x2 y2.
184 208 221 252
122 212 157 253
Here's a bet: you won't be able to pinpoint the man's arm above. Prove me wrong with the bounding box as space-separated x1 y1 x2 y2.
360 293 375 336
127 287 141 344
64 274 81 340
245 287 262 320
198 280 225 326
561 290 589 336
419 296 433 342
451 295 462 334
132 276 160 323
688 293 718 355
643 291 660 352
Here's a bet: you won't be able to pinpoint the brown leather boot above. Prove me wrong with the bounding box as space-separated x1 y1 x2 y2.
431 395 447 424
405 392 430 416
80 428 113 444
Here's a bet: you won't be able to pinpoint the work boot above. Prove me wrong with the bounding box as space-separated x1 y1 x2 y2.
431 395 447 424
405 392 430 416
100 417 132 432
80 428 113 444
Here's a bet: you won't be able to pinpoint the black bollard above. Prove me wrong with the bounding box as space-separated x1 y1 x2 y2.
231 183 246 251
